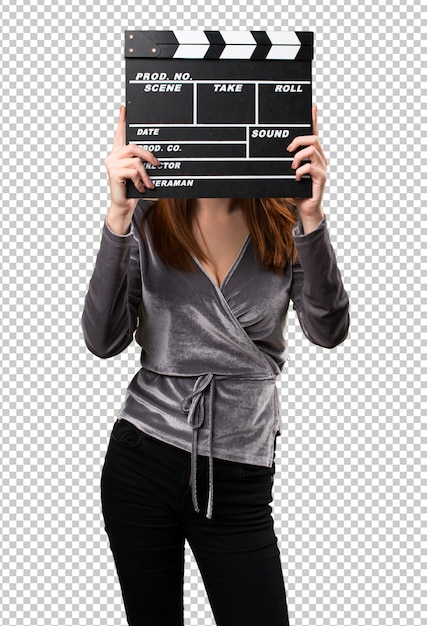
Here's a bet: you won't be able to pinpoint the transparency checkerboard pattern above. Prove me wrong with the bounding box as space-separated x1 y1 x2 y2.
0 1 425 625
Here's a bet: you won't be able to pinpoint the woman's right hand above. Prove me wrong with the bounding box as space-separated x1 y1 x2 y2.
105 105 160 234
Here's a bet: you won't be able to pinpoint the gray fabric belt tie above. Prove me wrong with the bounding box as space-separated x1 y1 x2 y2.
181 371 277 519
181 373 215 519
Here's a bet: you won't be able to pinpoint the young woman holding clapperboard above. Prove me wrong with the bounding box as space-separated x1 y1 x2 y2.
82 103 349 626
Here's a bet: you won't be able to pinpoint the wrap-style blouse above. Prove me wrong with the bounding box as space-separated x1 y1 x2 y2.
82 200 349 517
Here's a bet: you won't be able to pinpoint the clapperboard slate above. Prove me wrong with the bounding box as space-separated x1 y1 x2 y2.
125 31 313 198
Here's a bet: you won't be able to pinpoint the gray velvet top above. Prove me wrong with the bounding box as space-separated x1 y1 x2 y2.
82 199 349 517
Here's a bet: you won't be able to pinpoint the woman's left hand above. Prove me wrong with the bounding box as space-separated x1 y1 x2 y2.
287 104 328 233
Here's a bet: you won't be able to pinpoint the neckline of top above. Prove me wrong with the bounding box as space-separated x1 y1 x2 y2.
191 234 251 292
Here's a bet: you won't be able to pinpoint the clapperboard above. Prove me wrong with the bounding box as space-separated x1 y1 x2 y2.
125 31 313 198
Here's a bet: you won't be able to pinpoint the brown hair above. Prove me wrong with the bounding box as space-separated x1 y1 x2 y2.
140 198 298 274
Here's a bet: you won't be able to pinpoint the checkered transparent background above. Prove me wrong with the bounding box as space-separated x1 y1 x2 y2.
1 0 425 624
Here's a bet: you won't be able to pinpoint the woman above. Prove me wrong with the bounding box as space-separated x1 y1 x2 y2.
82 104 349 626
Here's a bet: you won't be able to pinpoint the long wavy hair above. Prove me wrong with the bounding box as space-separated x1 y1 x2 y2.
139 198 298 274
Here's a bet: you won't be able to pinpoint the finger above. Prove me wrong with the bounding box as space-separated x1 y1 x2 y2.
131 171 147 193
134 160 156 189
112 105 126 150
109 157 155 170
106 149 157 187
287 134 316 152
291 145 323 170
112 166 152 192
294 162 326 183
287 135 328 166
122 143 162 166
113 163 156 189
292 145 328 170
310 105 328 165
119 148 160 186
112 166 139 183
312 104 319 136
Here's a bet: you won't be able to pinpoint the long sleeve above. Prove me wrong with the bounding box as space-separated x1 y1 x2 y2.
290 217 350 349
81 220 142 358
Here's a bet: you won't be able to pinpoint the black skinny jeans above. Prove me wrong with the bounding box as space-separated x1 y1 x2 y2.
100 418 290 626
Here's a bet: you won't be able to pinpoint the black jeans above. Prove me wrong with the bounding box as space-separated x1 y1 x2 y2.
100 418 290 626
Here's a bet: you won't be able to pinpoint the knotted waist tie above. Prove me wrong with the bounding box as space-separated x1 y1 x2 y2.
180 373 216 519
180 371 277 520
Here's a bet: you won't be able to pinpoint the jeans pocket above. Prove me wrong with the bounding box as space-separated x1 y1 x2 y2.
111 419 144 448
239 462 275 482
